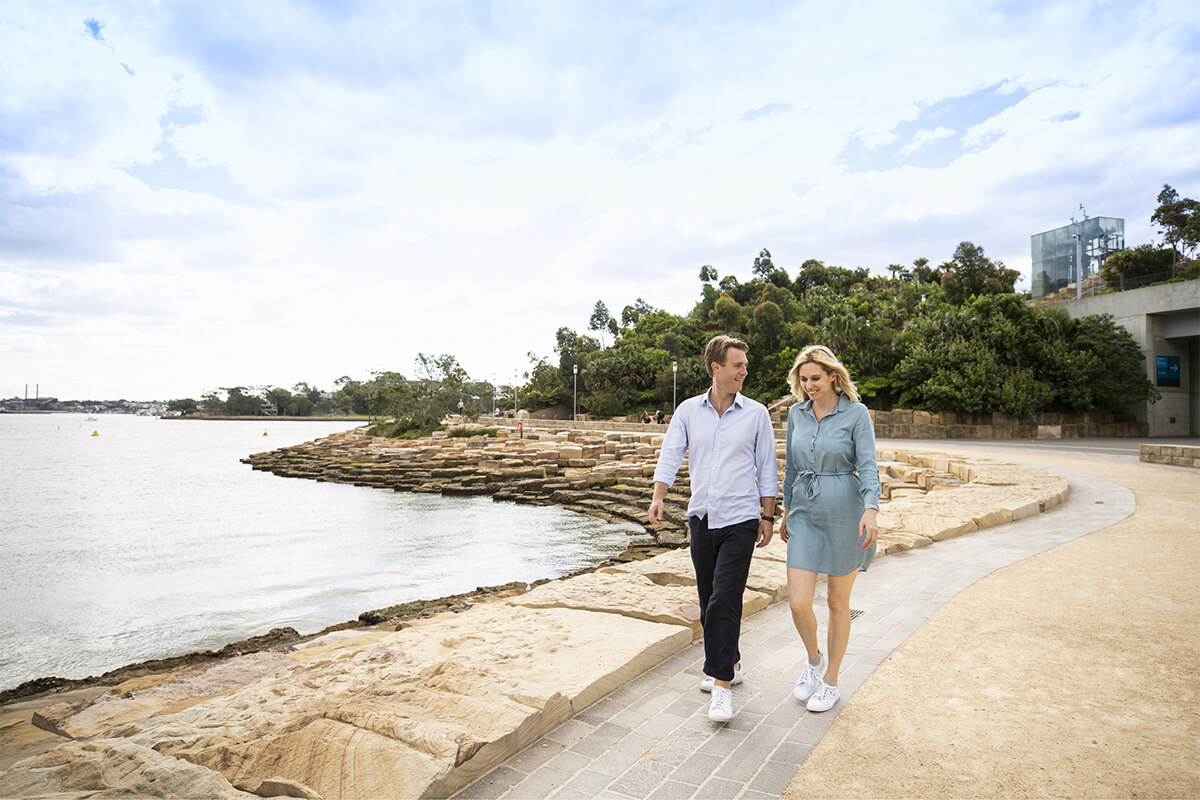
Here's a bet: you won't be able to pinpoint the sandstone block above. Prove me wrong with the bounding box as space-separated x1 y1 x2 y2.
1036 424 1062 439
510 572 703 634
33 651 298 740
106 605 691 800
0 739 250 798
601 548 696 586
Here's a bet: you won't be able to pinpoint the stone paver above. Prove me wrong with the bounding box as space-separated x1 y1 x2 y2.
454 465 1132 799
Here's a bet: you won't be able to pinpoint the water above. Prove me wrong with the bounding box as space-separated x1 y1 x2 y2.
0 414 636 692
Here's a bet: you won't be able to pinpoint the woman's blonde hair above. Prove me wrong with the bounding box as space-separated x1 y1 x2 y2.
787 345 860 402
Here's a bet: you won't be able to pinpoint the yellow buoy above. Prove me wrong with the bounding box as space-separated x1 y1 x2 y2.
92 430 99 437
263 431 269 436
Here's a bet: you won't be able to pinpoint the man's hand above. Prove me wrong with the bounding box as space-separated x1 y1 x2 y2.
756 518 773 548
648 497 665 525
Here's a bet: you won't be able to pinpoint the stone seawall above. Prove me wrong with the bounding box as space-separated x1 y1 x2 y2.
1139 443 1200 468
0 425 1070 799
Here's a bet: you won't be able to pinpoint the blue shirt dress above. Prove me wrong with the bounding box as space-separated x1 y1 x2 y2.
782 394 882 576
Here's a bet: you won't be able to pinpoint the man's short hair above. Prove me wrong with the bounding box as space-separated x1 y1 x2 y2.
704 335 749 377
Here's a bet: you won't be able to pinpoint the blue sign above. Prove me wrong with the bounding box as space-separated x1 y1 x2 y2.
1156 355 1180 388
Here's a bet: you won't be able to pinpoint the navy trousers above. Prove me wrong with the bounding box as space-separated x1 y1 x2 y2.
688 515 758 681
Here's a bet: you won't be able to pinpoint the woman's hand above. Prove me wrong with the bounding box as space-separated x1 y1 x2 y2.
779 509 790 542
858 508 878 549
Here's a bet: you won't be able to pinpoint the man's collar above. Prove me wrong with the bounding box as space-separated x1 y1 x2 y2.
702 390 745 409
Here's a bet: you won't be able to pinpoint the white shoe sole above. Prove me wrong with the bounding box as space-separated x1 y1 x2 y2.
707 705 733 722
807 688 839 712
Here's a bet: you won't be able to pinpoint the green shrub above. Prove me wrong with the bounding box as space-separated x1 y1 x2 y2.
448 427 497 438
366 419 445 439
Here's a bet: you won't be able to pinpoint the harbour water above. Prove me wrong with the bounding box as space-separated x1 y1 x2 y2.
0 414 637 692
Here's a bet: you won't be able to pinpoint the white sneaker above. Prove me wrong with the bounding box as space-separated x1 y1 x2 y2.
708 686 733 722
793 653 828 702
699 665 744 692
806 679 840 712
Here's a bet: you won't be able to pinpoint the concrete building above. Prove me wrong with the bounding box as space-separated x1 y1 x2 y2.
1064 280 1200 436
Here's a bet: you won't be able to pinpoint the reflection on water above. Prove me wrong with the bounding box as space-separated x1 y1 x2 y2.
0 414 636 691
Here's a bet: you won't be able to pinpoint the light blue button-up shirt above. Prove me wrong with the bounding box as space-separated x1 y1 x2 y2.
653 391 779 528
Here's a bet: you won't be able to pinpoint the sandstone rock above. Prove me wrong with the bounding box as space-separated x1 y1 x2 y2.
32 652 298 740
0 739 251 798
76 605 691 800
601 548 696 585
509 572 703 634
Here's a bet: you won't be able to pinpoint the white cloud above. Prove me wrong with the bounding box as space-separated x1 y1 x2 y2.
1 0 1198 399
900 126 956 155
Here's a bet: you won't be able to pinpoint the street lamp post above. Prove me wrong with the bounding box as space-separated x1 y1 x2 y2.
573 364 578 422
672 361 677 414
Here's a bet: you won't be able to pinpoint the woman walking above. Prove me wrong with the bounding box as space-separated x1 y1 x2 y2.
779 345 880 712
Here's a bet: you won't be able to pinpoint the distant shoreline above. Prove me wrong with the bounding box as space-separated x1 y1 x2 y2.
166 415 373 422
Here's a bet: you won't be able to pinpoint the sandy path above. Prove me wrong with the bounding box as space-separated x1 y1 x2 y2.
784 452 1200 799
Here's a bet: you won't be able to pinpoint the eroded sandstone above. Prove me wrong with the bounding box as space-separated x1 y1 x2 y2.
0 423 1072 799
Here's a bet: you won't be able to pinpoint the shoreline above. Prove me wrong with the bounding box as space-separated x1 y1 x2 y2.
0 421 1060 710
164 415 374 421
0 571 617 706
0 427 1079 797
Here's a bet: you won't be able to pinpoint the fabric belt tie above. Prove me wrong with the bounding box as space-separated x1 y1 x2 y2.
799 470 855 500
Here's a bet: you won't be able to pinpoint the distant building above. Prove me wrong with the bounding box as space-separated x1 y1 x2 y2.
1063 280 1199 437
1031 216 1124 300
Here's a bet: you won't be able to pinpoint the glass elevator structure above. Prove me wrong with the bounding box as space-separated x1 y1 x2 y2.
1031 217 1124 299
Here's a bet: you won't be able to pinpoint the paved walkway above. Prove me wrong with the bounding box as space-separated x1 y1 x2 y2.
454 457 1136 799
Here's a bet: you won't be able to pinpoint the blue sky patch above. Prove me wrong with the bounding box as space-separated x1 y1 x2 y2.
122 105 268 208
84 18 104 41
839 82 1031 172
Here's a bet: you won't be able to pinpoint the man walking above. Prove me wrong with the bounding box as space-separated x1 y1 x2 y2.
648 335 778 722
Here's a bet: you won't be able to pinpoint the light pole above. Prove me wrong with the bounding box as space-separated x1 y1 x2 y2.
672 361 677 414
513 371 518 417
491 376 497 416
573 364 578 422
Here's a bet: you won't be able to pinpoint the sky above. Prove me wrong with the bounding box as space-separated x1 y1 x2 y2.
2 0 1199 401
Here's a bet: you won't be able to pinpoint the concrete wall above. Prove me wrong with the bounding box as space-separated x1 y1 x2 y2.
1065 280 1200 437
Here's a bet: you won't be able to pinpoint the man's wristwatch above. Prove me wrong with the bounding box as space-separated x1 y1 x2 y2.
760 515 775 521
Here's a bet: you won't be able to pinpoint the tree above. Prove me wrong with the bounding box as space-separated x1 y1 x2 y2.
793 258 827 296
588 300 617 346
751 248 775 280
265 387 293 416
699 264 719 283
221 386 263 416
370 380 416 421
1045 313 1160 412
1151 184 1200 264
709 294 745 332
620 298 655 328
200 391 224 414
1100 245 1174 291
522 353 568 409
939 241 1020 305
167 398 197 415
554 327 600 394
910 256 940 286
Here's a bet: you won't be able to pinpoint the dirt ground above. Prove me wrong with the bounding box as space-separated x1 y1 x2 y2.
784 451 1200 800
